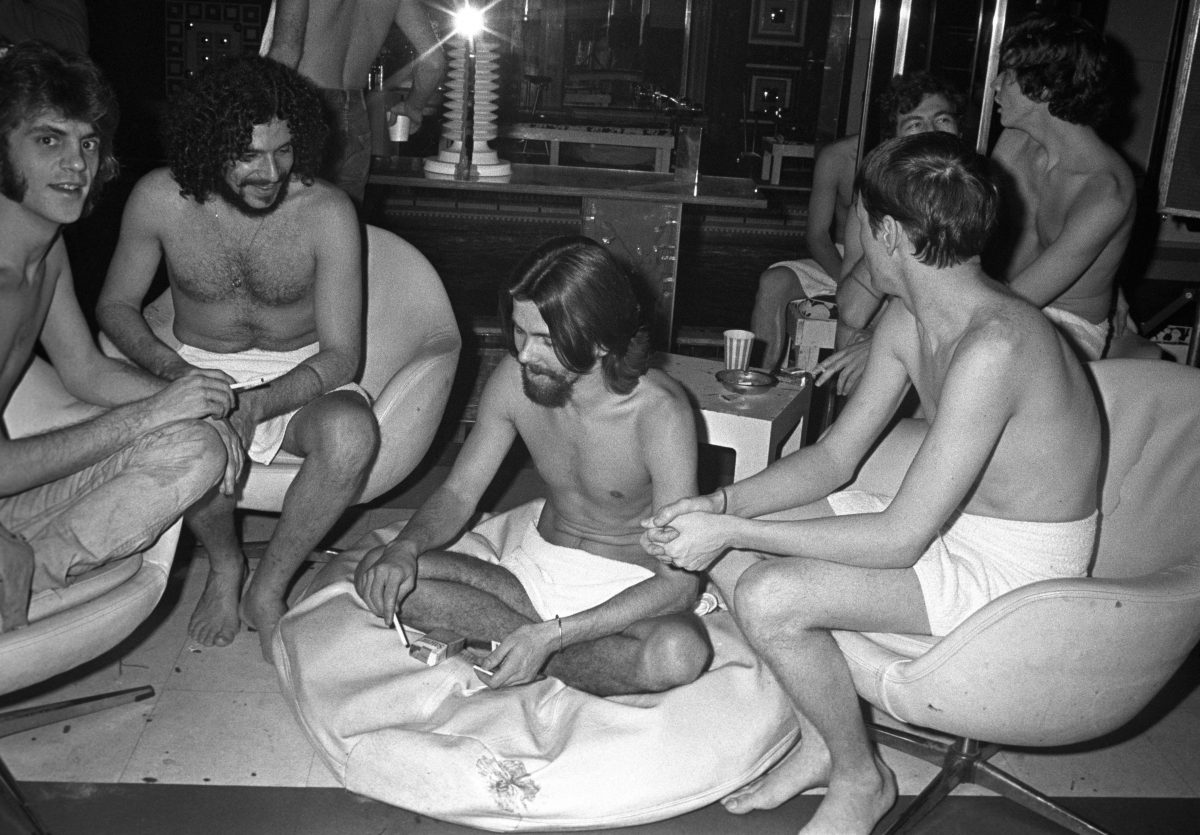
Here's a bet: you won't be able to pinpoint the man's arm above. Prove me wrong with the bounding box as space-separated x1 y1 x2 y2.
1003 175 1131 308
97 173 201 382
264 0 309 68
2 245 233 497
354 357 521 618
651 312 1019 573
805 144 849 279
389 0 446 130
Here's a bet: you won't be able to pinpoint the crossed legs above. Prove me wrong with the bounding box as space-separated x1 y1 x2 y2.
188 391 379 658
397 550 712 696
712 500 930 835
751 266 807 372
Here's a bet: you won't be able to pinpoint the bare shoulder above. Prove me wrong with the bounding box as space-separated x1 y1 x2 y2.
128 167 190 217
636 368 691 410
289 176 355 217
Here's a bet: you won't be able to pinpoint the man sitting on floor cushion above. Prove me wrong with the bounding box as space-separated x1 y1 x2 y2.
355 235 711 696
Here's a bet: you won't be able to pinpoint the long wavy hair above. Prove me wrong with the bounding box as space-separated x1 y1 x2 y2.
1000 13 1112 127
500 236 651 395
165 54 326 202
856 133 998 269
0 41 119 215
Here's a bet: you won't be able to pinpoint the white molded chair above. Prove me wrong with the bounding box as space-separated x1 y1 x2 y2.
832 358 1200 834
102 224 461 511
1 356 185 834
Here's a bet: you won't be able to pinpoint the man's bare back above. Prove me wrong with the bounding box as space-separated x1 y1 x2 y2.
991 129 1134 324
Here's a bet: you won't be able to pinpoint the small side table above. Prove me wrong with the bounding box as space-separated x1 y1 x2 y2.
656 353 813 481
760 137 816 185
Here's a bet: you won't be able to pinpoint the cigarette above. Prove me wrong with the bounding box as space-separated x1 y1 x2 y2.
231 375 275 391
473 664 495 677
392 613 411 647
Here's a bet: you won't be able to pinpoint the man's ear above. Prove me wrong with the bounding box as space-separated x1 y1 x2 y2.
880 214 905 256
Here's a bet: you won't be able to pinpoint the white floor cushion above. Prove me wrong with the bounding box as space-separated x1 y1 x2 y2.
273 529 799 831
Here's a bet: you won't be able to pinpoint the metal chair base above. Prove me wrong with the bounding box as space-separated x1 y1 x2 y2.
870 723 1111 835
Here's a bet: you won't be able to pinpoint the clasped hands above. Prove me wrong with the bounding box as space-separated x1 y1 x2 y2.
639 492 733 572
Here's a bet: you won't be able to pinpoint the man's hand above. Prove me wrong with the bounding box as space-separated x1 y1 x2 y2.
0 530 35 633
641 492 724 532
145 370 236 425
641 511 732 572
814 334 872 396
354 541 419 620
476 620 558 688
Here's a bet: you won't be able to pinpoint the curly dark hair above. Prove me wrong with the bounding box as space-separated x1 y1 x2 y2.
165 54 327 202
856 133 998 269
1000 13 1112 127
500 236 651 395
877 71 965 138
0 40 120 216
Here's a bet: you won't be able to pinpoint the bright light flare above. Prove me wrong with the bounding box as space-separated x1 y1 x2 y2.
453 5 485 38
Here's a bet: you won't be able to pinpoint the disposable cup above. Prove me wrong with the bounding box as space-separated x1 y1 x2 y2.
388 113 411 142
723 329 755 371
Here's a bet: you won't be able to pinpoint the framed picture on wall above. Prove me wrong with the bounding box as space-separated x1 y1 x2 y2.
749 0 808 46
748 73 793 116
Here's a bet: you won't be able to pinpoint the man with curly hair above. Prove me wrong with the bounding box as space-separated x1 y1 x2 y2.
1 42 228 633
987 12 1136 359
97 54 379 660
750 71 963 377
355 236 710 696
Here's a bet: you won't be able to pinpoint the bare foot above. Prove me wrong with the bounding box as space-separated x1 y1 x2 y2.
798 757 897 835
188 563 245 647
722 734 832 814
240 583 286 663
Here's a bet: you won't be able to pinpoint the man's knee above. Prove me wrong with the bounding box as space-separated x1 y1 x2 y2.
757 267 802 305
305 394 380 474
734 558 815 638
145 420 226 497
636 615 712 691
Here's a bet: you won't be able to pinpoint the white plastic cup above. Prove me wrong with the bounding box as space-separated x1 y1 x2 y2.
387 113 411 142
723 329 755 371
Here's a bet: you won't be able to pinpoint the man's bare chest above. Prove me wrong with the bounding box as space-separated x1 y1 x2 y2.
166 223 315 306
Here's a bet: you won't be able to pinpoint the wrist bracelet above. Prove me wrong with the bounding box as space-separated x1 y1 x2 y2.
555 615 564 653
717 486 728 514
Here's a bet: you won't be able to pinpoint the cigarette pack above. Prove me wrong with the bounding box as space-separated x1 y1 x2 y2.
409 628 465 666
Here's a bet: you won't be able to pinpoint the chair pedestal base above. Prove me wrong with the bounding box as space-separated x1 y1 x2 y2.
869 723 1111 835
0 685 155 835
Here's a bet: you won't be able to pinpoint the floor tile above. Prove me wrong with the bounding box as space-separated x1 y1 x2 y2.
0 695 151 783
120 689 314 787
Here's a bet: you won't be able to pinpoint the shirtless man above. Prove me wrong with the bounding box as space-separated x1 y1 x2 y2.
355 236 710 696
0 42 227 632
96 55 379 659
988 12 1136 360
644 133 1101 834
264 0 447 203
752 72 963 373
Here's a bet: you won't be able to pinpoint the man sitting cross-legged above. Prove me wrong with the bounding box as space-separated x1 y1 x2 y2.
97 55 379 659
643 133 1102 835
355 236 711 696
0 42 228 633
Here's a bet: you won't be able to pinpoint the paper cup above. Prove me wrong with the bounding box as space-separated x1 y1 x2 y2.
723 329 755 371
388 113 411 142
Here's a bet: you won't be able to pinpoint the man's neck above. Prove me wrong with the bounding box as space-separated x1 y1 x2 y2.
0 197 64 282
898 259 991 336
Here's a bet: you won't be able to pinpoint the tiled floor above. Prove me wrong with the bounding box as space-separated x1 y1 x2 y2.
4 518 1200 802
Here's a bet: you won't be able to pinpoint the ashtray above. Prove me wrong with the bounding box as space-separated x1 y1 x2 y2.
716 368 776 395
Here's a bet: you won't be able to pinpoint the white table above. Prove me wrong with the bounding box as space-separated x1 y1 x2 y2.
656 353 813 480
760 137 816 185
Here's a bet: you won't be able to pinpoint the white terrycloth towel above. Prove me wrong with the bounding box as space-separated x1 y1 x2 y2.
450 499 653 620
1044 305 1109 360
176 342 369 465
827 490 1097 636
769 257 838 300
